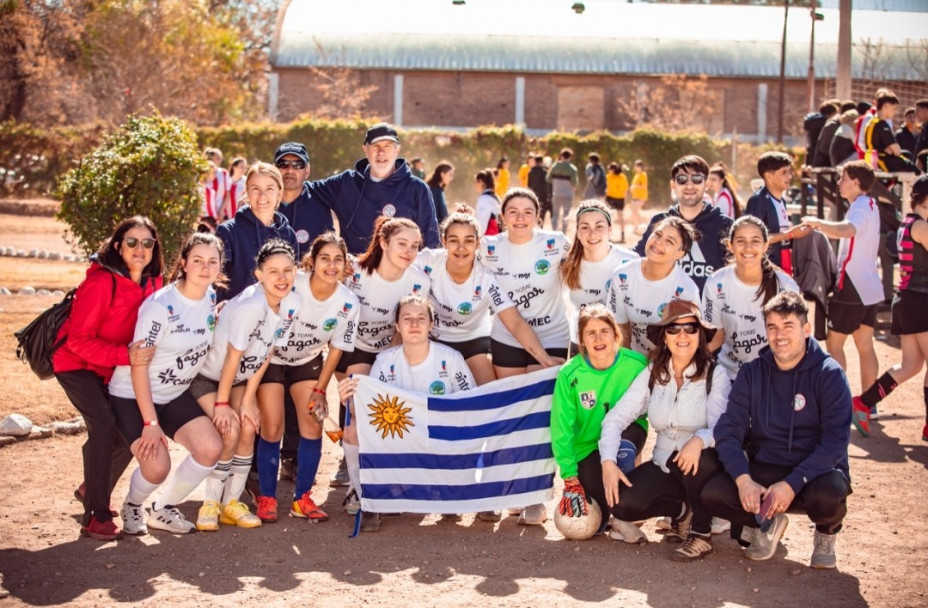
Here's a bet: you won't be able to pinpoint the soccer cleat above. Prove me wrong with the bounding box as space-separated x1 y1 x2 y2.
517 504 548 526
330 458 349 487
74 483 118 517
851 396 871 437
80 516 123 541
256 496 278 523
664 507 693 544
607 519 647 544
342 488 360 515
360 511 382 533
671 533 713 562
291 492 328 521
195 500 221 532
745 514 789 561
810 531 837 569
219 500 262 528
148 504 196 534
279 458 297 483
710 517 731 535
120 500 148 536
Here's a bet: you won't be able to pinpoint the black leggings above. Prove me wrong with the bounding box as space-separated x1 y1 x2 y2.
55 370 133 524
576 423 648 531
701 462 851 536
609 448 723 535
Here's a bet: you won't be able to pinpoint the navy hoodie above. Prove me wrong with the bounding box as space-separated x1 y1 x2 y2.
215 205 299 301
714 337 851 494
634 202 733 293
278 182 334 251
306 157 440 255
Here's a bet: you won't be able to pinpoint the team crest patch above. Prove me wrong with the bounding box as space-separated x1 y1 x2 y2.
323 318 337 331
342 302 353 313
367 393 414 439
535 259 550 275
275 327 285 339
793 394 806 412
618 273 627 285
474 285 482 298
457 302 472 315
546 238 555 250
423 265 433 275
207 314 216 331
296 229 310 244
674 286 684 297
657 302 667 319
382 203 397 217
487 245 495 255
580 391 597 410
413 284 422 293
429 381 446 395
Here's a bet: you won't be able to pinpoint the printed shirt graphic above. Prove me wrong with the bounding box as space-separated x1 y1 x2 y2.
273 270 359 366
608 258 700 355
837 195 884 306
481 229 570 349
200 283 300 384
568 244 638 344
702 265 798 380
370 342 476 396
345 265 431 353
108 283 216 404
415 248 515 342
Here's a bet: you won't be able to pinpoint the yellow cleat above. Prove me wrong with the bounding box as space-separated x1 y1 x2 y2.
196 500 221 532
219 499 262 529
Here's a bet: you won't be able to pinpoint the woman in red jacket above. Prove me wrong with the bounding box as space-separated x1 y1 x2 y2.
52 216 164 541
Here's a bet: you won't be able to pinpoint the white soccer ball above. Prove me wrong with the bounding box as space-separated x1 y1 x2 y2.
554 497 602 540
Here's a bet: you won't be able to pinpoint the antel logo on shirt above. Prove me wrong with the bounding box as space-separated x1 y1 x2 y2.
382 203 397 217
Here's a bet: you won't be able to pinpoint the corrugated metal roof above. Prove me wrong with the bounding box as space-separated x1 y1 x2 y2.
273 0 928 80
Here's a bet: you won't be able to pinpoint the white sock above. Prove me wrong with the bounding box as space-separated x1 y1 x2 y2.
153 456 214 510
203 459 231 503
222 454 252 505
125 467 161 506
343 442 361 499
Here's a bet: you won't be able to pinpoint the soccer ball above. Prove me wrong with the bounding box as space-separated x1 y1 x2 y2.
554 497 602 540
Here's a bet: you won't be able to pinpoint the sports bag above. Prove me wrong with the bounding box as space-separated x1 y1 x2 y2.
13 289 77 380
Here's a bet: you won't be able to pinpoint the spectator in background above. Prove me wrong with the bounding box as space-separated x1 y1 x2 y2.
583 153 607 201
517 154 532 188
527 154 551 227
629 160 648 236
915 100 928 171
409 157 426 180
707 162 742 220
226 157 247 220
864 90 921 174
275 142 334 254
425 161 454 224
811 101 842 168
605 162 629 242
802 101 835 168
830 110 860 167
474 168 501 237
547 148 579 232
896 107 919 159
744 152 798 272
495 156 511 198
199 161 219 227
205 147 231 221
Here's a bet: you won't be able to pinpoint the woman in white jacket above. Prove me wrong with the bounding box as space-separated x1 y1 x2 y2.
600 299 731 562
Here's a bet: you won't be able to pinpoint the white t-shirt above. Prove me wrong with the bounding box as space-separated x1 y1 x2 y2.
481 230 570 349
567 245 639 345
702 265 799 380
713 188 736 219
345 266 431 353
109 283 217 404
416 249 515 342
200 283 300 384
273 271 359 366
608 258 700 355
475 192 501 237
837 194 884 306
370 342 476 395
767 191 790 235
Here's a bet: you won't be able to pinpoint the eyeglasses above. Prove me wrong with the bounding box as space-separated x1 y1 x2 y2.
276 159 306 170
665 322 700 335
124 237 156 249
673 174 706 186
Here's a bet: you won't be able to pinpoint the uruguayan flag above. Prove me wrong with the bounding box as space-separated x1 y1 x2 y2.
355 367 558 514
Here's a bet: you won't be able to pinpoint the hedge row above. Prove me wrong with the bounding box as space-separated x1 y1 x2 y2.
1 117 797 208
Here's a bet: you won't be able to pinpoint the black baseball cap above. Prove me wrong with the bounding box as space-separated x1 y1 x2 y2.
275 142 310 164
364 123 400 145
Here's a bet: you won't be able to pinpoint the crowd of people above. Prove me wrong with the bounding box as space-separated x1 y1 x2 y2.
50 111 928 573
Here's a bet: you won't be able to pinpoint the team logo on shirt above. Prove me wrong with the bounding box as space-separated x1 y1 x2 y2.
657 302 667 319
580 391 597 410
674 286 684 297
413 284 422 293
487 245 495 255
207 314 216 331
440 360 448 375
167 305 174 315
605 279 612 291
275 327 286 340
618 273 627 285
323 318 337 331
793 394 806 412
382 203 397 217
546 238 556 250
423 265 433 275
534 260 550 275
457 302 472 315
296 229 310 244
429 381 446 395
716 283 724 299
339 302 353 317
474 285 482 299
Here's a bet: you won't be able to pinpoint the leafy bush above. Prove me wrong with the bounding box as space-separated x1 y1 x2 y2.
56 113 204 263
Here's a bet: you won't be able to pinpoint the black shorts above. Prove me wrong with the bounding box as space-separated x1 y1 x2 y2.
111 390 207 444
261 354 324 385
335 348 379 373
436 336 491 360
892 290 928 335
489 338 568 369
187 374 246 401
605 196 625 211
828 278 876 334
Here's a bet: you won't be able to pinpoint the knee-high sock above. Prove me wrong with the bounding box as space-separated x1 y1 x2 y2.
125 467 161 506
861 372 898 409
257 437 281 498
153 456 214 510
222 454 253 505
203 458 232 503
295 437 322 498
343 442 361 499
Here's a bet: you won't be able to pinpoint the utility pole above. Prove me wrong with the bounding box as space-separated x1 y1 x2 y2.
778 0 789 143
836 0 852 99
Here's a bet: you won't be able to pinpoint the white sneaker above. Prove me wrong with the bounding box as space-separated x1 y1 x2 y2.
517 504 547 526
710 517 731 535
607 519 647 544
120 500 148 536
148 504 196 534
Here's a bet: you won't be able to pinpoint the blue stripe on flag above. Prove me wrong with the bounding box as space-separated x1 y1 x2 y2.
360 442 553 470
428 411 550 441
362 472 555 501
429 378 557 412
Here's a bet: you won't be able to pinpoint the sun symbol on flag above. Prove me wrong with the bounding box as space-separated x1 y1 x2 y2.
367 393 415 439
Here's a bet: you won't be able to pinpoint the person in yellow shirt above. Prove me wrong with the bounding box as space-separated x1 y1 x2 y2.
495 156 511 198
517 155 532 188
630 160 648 235
605 162 630 242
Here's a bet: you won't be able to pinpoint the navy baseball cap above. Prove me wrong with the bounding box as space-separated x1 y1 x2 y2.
275 142 310 164
364 123 400 145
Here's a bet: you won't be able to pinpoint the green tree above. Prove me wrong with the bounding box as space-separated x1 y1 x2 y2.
56 113 205 263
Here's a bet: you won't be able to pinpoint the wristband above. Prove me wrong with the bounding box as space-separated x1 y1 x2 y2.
312 388 326 396
214 401 230 408
143 419 159 427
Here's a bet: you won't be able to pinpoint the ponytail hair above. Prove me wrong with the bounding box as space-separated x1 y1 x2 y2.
727 215 778 304
561 199 613 290
709 162 743 218
357 216 420 275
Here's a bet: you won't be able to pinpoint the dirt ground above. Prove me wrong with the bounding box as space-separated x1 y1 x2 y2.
1 213 927 607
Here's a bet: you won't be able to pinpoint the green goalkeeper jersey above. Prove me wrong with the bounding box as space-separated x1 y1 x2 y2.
551 348 648 478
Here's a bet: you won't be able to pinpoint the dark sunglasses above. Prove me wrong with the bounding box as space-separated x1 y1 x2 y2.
674 174 706 186
124 237 156 249
665 322 700 335
276 159 306 170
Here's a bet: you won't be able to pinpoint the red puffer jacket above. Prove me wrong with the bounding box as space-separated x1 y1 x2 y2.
52 262 163 383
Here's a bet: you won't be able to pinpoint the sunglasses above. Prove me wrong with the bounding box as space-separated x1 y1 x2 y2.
276 159 306 170
124 237 156 249
665 322 700 335
673 174 706 186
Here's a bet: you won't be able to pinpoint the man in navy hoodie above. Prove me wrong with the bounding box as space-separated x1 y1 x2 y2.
634 155 733 293
306 123 440 255
702 290 851 569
